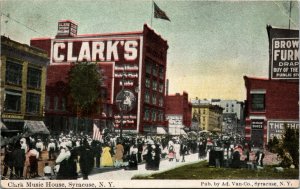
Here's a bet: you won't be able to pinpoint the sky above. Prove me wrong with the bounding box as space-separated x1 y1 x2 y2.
0 0 299 101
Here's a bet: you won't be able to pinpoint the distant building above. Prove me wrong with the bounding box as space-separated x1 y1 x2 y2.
192 98 244 134
0 36 49 135
165 92 192 135
191 100 223 132
244 76 299 147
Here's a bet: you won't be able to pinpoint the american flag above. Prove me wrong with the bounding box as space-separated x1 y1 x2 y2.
153 1 170 21
93 123 102 141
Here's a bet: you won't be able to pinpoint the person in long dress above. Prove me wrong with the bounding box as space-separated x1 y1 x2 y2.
114 142 124 168
174 141 181 162
101 144 114 167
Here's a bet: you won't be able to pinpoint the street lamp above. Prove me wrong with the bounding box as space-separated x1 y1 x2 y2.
120 70 125 139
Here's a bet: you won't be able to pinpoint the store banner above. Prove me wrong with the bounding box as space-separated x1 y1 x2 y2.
267 25 299 80
268 120 299 141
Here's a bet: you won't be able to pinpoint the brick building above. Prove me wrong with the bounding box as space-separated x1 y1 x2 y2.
0 36 49 136
244 76 299 147
30 20 169 134
191 100 223 132
165 92 192 135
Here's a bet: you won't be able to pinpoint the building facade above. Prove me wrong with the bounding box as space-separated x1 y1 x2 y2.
165 92 192 135
212 99 245 136
30 20 169 135
244 76 299 147
1 36 49 135
192 100 223 132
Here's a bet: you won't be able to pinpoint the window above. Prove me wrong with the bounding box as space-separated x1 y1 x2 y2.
4 90 21 113
145 77 151 88
144 108 150 121
152 81 157 91
159 66 164 79
54 96 59 110
146 61 152 74
158 96 163 107
26 93 40 114
153 64 158 77
6 61 22 85
251 94 265 111
152 93 157 105
152 110 157 121
203 109 206 114
158 111 164 121
145 90 150 103
159 83 164 93
27 67 41 89
61 97 66 111
45 96 50 110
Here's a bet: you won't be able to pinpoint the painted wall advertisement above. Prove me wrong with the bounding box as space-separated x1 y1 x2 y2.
51 36 142 131
268 26 299 80
268 120 299 141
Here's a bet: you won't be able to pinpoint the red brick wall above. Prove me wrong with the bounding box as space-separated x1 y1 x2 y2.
244 76 299 145
166 92 192 127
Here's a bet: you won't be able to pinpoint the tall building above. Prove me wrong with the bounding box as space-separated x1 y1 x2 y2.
165 92 192 135
30 20 169 134
191 100 223 132
1 36 49 135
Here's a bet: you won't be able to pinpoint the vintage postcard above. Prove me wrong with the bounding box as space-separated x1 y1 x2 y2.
0 0 299 188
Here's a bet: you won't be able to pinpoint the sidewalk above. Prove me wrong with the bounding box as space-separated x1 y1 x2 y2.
79 153 204 180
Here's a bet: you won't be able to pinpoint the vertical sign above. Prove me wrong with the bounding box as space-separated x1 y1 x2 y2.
267 25 299 80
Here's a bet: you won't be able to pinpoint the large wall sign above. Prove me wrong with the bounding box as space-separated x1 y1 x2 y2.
51 35 143 131
268 120 299 141
267 26 299 80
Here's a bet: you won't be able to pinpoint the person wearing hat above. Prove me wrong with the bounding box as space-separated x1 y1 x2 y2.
12 142 26 179
47 139 56 160
114 140 124 168
78 139 94 179
36 139 44 160
55 145 71 179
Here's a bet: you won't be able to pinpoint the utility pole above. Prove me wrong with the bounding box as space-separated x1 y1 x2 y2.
288 1 292 29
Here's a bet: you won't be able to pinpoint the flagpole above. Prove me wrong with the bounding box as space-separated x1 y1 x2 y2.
151 0 154 27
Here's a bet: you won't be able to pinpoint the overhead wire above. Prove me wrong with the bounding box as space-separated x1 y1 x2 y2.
0 11 47 36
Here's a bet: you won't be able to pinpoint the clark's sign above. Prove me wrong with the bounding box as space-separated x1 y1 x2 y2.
267 26 299 80
52 40 139 63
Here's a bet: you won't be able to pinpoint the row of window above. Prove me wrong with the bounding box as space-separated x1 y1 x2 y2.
144 91 164 107
144 108 164 122
145 60 164 80
4 89 40 114
46 96 67 111
145 77 164 93
6 61 42 89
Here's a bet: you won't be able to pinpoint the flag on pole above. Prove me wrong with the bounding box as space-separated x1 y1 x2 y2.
153 1 171 21
93 123 102 141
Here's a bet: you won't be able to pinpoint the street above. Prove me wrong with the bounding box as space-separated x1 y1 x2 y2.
79 152 203 180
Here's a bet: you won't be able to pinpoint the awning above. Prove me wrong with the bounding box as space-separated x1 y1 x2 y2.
0 121 8 130
157 127 167 135
23 120 50 135
180 129 187 135
168 128 187 136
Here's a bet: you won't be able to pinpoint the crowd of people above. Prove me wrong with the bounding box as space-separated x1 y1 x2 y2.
1 131 265 180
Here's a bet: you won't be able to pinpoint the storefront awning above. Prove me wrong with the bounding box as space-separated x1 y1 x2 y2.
169 128 187 136
157 127 167 135
23 120 50 135
0 121 8 130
